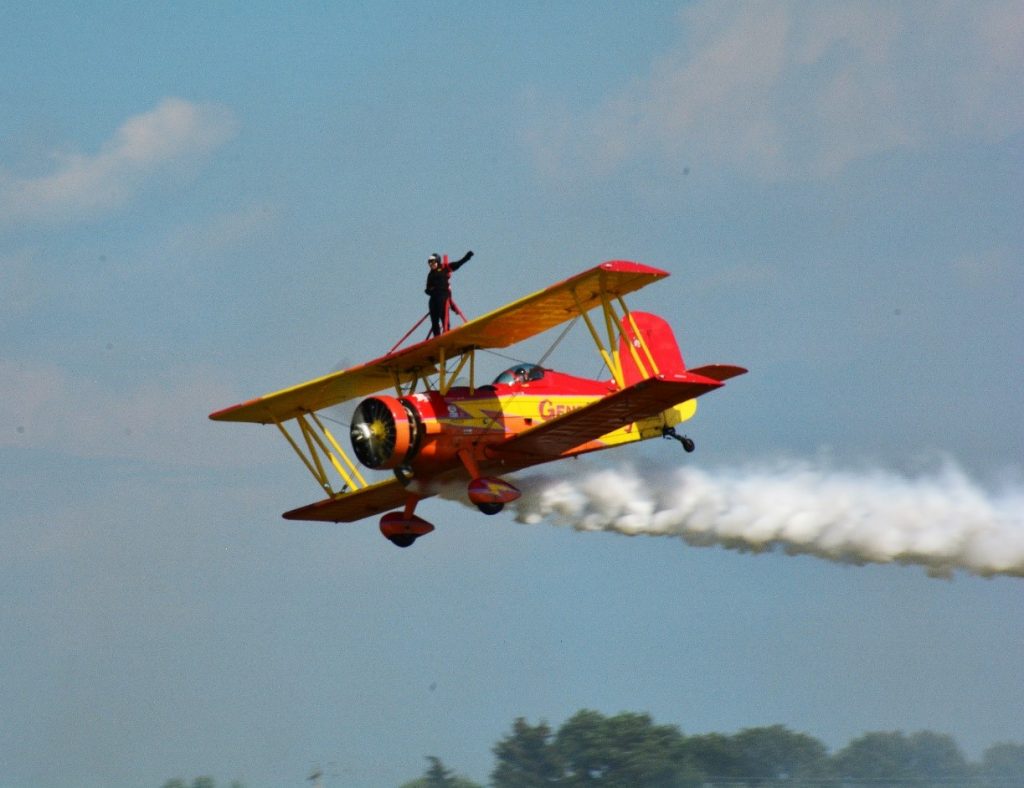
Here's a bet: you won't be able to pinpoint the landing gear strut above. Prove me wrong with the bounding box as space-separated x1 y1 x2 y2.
459 449 520 515
662 426 695 453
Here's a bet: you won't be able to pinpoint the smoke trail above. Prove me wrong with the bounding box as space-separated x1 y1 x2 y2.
511 462 1024 578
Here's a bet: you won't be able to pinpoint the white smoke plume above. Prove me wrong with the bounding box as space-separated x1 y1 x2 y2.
510 462 1024 578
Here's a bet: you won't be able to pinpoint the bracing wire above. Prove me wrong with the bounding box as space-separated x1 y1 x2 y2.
536 316 579 368
325 316 583 421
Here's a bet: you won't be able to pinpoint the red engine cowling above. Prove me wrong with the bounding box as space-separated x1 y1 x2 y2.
349 396 422 469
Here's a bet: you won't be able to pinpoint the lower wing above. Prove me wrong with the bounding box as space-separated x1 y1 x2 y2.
491 369 743 460
282 477 415 523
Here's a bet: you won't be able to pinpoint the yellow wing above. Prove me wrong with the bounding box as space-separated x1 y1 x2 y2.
443 259 668 349
209 260 668 424
282 477 413 523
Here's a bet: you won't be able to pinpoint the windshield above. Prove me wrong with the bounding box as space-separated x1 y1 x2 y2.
492 363 546 385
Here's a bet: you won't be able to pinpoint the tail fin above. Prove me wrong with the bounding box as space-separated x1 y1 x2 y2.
618 311 686 386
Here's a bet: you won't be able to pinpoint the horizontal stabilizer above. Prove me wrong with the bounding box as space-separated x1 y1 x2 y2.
492 371 727 460
687 364 748 382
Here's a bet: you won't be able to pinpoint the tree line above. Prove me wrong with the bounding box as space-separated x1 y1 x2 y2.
399 709 1024 787
159 710 1024 788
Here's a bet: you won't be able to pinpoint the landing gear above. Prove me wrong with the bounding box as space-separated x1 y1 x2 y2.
458 449 521 515
380 510 435 547
388 534 417 548
662 426 695 453
467 476 521 508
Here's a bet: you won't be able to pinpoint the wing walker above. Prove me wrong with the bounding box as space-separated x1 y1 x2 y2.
210 260 746 547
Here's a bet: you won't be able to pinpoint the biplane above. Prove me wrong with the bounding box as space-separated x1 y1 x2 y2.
210 260 745 547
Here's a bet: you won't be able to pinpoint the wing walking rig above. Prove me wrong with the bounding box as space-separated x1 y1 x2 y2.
210 261 746 547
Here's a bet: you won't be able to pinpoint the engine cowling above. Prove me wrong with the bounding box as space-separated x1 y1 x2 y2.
349 396 421 469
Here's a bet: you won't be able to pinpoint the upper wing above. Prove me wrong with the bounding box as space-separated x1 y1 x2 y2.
440 259 668 349
208 357 424 424
281 477 414 523
210 260 668 424
492 371 733 460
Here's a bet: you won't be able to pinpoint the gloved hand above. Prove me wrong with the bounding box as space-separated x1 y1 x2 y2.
465 250 474 259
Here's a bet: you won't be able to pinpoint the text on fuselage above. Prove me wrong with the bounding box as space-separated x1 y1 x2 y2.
538 399 582 419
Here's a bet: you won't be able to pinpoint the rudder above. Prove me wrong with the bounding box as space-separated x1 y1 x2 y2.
618 311 686 386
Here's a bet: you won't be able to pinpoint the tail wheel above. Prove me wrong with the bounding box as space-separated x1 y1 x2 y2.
477 502 504 515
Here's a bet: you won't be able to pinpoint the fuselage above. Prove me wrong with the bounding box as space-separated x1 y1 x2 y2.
348 363 696 482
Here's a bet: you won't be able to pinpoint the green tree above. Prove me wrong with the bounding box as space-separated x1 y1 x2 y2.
554 709 693 786
982 741 1024 784
491 717 564 787
731 725 832 784
426 756 456 786
160 777 244 788
832 730 970 784
681 732 743 782
399 755 482 788
833 731 918 782
906 730 970 784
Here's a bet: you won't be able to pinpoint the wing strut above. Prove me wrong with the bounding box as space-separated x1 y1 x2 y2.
572 287 659 388
273 412 368 497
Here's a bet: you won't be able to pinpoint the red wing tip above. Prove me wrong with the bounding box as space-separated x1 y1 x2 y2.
598 260 670 277
283 499 330 520
208 397 262 421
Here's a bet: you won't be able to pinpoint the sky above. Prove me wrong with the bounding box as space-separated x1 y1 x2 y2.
1 1 1023 786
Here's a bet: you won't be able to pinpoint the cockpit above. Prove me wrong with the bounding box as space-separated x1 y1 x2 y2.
492 363 546 386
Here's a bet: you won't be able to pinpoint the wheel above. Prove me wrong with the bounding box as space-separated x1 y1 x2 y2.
388 534 417 548
682 437 695 453
477 502 504 515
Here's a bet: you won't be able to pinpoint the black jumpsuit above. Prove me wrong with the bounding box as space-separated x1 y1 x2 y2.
425 251 473 337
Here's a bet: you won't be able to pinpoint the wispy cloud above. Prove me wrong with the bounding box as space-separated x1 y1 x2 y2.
0 359 263 468
0 249 43 324
952 245 1021 287
525 0 1024 180
0 98 237 224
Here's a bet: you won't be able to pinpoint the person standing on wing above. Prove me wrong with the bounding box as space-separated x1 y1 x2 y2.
425 250 474 337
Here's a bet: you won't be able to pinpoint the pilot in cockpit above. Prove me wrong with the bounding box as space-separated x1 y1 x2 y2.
493 363 546 386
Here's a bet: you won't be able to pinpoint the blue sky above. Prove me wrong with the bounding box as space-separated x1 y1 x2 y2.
2 2 1022 786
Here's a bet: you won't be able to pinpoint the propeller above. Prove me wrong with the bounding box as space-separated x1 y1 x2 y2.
349 396 417 469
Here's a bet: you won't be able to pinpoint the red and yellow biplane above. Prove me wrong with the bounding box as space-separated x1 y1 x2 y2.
210 261 745 547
